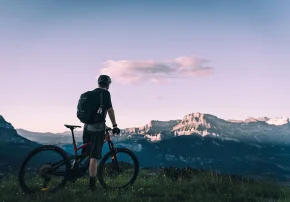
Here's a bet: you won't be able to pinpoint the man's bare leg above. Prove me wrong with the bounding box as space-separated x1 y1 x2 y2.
89 158 98 176
89 158 98 190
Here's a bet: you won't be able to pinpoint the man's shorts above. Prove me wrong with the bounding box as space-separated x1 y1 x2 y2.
82 126 106 159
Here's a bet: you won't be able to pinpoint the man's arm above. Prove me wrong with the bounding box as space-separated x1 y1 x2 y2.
108 108 117 127
106 92 117 127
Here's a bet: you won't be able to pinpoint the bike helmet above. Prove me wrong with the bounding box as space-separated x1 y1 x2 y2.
98 75 112 87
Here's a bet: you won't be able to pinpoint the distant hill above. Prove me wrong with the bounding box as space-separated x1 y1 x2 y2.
16 128 83 144
120 134 290 181
0 115 39 172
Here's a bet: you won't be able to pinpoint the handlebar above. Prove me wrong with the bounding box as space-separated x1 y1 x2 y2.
105 127 119 136
105 127 112 132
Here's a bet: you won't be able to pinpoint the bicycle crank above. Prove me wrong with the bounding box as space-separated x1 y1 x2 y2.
38 164 53 191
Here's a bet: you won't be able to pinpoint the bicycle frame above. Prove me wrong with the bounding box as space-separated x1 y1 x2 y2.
71 128 114 156
50 128 120 178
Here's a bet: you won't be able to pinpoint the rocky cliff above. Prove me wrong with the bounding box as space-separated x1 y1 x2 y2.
0 115 34 144
121 112 290 144
122 120 181 135
0 115 13 129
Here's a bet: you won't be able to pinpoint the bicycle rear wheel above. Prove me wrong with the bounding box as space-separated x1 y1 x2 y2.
18 145 70 194
98 147 139 190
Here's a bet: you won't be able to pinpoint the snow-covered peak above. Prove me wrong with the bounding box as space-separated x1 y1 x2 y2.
227 119 244 123
266 117 289 126
227 116 289 126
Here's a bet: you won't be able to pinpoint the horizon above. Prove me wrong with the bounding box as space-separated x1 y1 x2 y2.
1 111 289 134
1 0 290 133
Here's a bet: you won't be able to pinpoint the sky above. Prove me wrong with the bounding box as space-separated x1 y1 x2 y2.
1 0 290 133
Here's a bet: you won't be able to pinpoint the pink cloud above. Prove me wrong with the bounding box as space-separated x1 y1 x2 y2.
99 55 213 84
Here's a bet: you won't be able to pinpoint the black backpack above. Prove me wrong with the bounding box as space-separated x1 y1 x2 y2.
77 89 104 124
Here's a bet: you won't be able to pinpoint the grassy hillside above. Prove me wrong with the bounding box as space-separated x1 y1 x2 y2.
1 168 290 202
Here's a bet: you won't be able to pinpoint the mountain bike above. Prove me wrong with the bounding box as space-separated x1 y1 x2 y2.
18 124 139 194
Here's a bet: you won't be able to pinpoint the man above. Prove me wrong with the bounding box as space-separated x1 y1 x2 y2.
82 75 120 191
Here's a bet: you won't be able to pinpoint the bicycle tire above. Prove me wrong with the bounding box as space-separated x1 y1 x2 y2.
97 147 139 190
18 145 70 194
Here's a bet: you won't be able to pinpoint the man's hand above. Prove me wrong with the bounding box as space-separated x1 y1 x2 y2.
112 127 120 135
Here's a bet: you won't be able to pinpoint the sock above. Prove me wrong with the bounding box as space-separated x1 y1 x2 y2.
89 177 96 190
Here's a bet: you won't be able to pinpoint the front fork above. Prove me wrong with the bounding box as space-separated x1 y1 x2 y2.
108 141 120 171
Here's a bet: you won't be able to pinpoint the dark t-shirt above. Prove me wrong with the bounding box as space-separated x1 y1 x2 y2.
85 88 113 132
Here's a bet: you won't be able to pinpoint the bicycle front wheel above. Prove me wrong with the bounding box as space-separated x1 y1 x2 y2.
18 145 70 194
98 147 139 190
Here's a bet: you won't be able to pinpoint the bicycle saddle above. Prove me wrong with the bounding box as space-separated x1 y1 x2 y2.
64 124 82 130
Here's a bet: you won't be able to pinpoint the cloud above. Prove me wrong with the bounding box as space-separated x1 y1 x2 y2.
152 95 163 99
99 55 213 84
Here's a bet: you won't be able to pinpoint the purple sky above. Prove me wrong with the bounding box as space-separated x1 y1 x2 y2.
1 0 290 133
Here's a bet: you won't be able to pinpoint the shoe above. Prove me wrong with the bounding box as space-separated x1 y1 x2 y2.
89 177 96 191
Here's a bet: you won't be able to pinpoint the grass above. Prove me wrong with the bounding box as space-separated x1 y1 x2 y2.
1 169 290 202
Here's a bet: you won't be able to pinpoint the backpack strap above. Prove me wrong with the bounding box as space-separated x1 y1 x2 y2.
94 88 104 107
95 88 104 117
100 91 103 108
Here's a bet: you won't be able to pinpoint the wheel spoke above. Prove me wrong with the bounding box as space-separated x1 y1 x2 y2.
98 148 139 189
18 145 69 194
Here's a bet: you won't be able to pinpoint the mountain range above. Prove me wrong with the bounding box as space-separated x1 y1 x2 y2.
120 112 290 145
15 112 290 145
16 128 83 144
1 112 290 181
